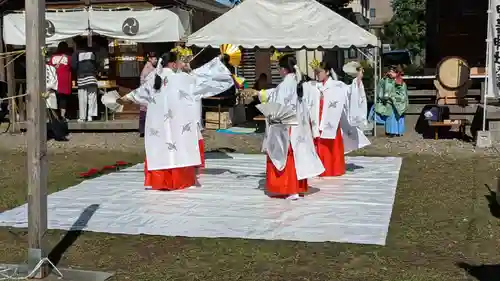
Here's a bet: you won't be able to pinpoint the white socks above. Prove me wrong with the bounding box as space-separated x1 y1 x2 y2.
286 194 301 200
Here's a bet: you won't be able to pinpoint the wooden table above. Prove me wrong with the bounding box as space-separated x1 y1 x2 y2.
253 115 265 121
253 115 266 133
428 119 469 140
203 96 234 129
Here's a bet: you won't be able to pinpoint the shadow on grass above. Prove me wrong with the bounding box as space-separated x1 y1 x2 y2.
457 262 500 281
484 184 500 219
48 204 99 268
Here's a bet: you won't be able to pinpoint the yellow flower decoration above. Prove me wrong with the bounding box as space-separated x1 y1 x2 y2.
309 58 321 70
170 46 193 62
270 50 284 62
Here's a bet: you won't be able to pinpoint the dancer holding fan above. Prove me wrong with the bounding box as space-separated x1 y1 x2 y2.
255 51 324 200
303 59 370 177
108 47 235 191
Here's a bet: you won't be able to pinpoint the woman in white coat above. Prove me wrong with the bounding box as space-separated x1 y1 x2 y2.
256 53 324 200
304 59 370 177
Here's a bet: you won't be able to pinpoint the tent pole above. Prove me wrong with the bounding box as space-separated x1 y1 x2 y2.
372 45 379 137
483 0 493 132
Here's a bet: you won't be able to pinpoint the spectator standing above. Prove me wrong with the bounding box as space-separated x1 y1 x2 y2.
48 42 72 120
138 52 158 137
71 40 98 122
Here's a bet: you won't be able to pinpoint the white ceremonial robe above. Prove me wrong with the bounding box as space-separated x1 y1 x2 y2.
348 76 368 128
45 64 58 110
258 74 324 180
127 57 234 171
191 65 211 140
303 77 371 154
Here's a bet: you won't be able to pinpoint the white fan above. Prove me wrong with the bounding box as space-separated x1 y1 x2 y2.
101 90 124 113
256 102 297 125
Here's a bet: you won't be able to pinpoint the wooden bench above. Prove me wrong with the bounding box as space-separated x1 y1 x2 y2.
203 96 234 129
428 119 470 140
253 115 265 121
253 115 266 133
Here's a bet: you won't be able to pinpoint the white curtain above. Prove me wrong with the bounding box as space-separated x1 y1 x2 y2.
89 9 185 42
169 7 192 38
3 11 89 45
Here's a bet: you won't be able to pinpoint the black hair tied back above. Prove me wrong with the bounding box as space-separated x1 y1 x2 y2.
153 74 162 91
153 52 177 91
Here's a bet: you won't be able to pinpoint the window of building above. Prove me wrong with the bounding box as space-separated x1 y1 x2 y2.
369 8 376 18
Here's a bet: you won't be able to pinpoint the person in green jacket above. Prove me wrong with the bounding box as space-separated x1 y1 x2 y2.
372 65 408 137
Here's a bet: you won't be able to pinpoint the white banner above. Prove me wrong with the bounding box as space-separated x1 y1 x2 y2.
487 0 500 98
3 11 89 45
169 7 192 37
89 9 185 43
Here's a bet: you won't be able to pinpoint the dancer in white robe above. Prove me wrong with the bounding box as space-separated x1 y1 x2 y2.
257 53 324 200
303 59 370 177
117 50 234 190
343 61 368 128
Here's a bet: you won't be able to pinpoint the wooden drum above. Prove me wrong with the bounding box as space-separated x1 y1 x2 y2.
436 56 470 90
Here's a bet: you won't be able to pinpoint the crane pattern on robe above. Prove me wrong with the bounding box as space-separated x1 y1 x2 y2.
149 128 160 137
181 122 192 134
166 142 177 151
164 109 174 121
328 101 338 108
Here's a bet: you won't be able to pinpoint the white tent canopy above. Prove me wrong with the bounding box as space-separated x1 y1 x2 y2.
3 8 187 46
89 8 185 43
187 0 379 48
3 11 89 45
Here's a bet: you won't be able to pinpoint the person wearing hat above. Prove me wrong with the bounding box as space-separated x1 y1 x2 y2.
343 61 368 128
138 51 158 137
372 65 408 137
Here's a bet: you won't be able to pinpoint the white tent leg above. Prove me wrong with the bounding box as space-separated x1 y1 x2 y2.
372 46 379 137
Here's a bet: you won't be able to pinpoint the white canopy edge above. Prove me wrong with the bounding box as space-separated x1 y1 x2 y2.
187 0 379 49
3 11 89 46
3 7 190 45
88 8 185 43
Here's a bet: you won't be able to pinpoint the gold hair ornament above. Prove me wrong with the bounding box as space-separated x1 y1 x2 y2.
270 50 284 62
309 58 321 70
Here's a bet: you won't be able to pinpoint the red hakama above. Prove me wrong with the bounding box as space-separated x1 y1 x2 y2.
314 97 346 177
198 138 205 168
266 146 308 197
144 159 196 190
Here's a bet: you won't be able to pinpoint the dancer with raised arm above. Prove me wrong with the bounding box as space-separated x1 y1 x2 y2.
343 61 368 129
256 52 324 200
115 48 234 191
303 59 370 177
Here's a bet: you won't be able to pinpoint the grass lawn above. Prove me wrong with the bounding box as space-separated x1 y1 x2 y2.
0 149 499 281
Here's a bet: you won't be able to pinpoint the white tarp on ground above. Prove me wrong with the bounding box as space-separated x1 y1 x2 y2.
89 8 185 42
187 0 379 48
0 153 401 245
3 11 89 45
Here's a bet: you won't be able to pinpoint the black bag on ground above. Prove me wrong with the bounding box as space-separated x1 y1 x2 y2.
47 110 68 141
